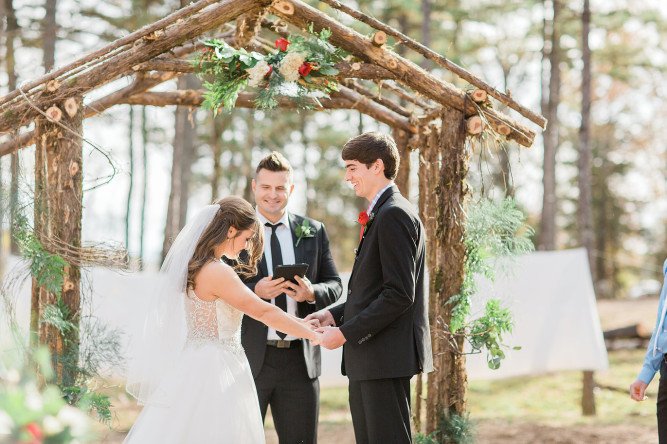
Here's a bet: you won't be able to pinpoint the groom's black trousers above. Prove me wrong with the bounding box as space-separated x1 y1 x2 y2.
348 377 412 444
255 344 319 444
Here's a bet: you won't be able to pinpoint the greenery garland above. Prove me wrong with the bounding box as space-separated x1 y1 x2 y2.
195 25 349 112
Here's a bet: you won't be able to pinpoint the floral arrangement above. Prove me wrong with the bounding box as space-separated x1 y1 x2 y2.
0 348 94 444
195 26 348 112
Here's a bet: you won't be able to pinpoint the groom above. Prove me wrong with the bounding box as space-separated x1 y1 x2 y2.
241 152 342 444
308 132 433 444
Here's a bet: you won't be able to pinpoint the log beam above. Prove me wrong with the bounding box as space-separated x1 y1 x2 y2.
273 0 536 147
234 2 273 49
344 80 411 117
119 88 417 133
0 71 179 157
0 0 258 134
316 0 547 130
0 0 226 111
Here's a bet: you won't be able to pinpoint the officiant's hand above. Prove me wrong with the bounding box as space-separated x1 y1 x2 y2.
315 326 346 350
285 275 315 303
305 309 335 327
254 276 289 300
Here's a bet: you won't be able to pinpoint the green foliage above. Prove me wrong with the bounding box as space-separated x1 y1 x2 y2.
13 214 68 296
10 214 121 425
413 412 477 444
448 197 533 369
196 25 348 112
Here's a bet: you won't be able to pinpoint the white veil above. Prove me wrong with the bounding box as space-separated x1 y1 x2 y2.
125 204 220 405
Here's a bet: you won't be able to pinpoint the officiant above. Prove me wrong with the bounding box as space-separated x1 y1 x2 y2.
240 152 342 444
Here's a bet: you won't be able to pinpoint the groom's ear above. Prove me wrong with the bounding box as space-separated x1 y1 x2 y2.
373 159 385 175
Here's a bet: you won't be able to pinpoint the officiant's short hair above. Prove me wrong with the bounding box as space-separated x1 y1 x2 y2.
256 151 293 180
342 132 399 180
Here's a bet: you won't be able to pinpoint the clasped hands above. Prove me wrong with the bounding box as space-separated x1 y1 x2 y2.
303 309 346 350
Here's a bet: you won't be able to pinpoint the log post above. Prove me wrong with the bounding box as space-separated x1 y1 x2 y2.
31 95 83 387
393 127 410 196
421 108 470 433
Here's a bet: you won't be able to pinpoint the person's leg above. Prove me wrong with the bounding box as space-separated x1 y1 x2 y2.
348 380 369 444
356 378 412 444
658 358 667 443
253 352 277 422
269 346 319 444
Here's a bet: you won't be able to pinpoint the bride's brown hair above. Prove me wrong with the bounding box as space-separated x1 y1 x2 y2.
187 196 263 289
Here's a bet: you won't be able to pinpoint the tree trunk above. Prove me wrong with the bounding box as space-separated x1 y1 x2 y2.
177 75 200 228
162 76 195 260
32 95 83 387
126 106 135 251
242 109 255 203
43 0 57 72
420 0 431 70
578 0 595 416
5 0 20 254
139 106 148 269
421 108 469 434
393 127 410 197
538 0 561 250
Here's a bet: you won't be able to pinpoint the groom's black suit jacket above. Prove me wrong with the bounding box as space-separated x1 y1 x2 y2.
241 213 342 379
330 185 433 381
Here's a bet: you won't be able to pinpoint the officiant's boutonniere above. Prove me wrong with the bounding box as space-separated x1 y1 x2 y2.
295 219 315 246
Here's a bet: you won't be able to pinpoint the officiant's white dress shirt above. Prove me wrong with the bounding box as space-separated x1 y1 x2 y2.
257 210 298 341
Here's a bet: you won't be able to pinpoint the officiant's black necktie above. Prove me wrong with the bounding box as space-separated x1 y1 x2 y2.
267 222 287 339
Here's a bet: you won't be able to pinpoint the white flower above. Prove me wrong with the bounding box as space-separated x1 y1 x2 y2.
43 415 64 435
57 405 90 437
246 60 271 87
0 410 14 435
24 385 43 411
6 369 20 385
279 52 306 82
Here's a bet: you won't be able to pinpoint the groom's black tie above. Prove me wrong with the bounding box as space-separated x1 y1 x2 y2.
267 222 287 339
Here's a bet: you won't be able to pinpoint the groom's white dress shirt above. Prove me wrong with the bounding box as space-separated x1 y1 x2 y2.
257 210 298 341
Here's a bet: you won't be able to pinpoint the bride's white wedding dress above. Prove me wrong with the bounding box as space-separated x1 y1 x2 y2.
124 290 265 443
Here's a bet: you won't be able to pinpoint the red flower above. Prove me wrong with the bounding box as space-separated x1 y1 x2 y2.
298 62 312 77
24 422 44 440
357 211 370 227
275 38 290 52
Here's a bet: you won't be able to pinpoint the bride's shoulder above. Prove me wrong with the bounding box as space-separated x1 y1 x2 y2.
198 258 237 281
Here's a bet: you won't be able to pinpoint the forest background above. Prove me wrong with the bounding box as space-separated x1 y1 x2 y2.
1 0 667 302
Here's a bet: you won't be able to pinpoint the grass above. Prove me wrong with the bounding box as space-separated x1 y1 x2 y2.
466 347 657 427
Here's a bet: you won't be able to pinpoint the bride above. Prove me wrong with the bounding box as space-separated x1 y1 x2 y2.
124 196 320 443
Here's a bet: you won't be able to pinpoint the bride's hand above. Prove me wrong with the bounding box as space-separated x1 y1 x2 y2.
309 330 323 346
304 318 321 330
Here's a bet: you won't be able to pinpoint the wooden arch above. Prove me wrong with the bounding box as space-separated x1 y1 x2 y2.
0 0 545 433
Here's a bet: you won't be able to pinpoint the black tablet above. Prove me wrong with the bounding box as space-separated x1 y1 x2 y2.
272 264 309 284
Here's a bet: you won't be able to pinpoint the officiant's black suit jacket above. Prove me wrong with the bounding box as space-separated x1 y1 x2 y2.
241 213 342 379
330 185 433 381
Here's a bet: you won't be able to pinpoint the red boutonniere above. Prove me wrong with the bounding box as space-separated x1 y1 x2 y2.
298 62 312 77
275 38 290 52
357 211 370 227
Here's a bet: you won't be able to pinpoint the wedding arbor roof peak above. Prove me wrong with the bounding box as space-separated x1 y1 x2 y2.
0 0 545 157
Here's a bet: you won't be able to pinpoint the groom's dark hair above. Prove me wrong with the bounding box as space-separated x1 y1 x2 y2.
256 151 293 182
342 132 399 180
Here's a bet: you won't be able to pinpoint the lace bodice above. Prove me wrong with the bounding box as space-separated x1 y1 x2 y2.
184 289 244 354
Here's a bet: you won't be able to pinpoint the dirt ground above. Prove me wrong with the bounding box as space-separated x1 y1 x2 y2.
95 297 661 444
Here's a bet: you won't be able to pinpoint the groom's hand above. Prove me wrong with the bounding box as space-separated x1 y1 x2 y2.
316 326 346 350
305 309 335 327
254 276 288 300
630 379 648 401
